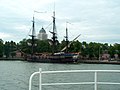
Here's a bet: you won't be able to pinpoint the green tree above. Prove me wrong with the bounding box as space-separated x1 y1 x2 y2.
0 39 4 57
4 41 17 58
81 41 88 57
4 41 10 58
36 40 52 53
10 41 17 58
69 40 81 52
18 39 31 54
59 39 66 51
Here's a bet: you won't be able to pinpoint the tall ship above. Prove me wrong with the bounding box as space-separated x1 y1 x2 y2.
26 11 80 63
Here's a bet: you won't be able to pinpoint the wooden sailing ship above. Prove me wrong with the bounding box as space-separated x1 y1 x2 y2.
26 11 80 63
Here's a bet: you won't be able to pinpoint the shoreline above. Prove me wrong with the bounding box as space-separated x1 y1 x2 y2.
0 58 25 61
0 58 120 65
78 60 120 65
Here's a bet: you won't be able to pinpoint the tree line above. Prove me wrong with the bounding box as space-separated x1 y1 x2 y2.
0 39 120 59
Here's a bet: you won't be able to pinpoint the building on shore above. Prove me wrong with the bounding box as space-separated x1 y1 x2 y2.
37 27 48 40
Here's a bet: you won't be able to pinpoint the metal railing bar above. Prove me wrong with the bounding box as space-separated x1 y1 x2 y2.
94 71 97 90
41 82 120 86
39 68 42 90
29 72 39 90
97 82 120 85
42 82 95 86
42 70 120 74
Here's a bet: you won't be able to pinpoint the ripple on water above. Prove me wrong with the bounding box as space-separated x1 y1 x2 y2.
0 61 120 90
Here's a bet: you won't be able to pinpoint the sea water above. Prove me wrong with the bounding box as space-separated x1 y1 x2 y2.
0 61 120 90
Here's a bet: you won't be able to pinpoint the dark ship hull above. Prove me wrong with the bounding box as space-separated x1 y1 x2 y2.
26 53 79 63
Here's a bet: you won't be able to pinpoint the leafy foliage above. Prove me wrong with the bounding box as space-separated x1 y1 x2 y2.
0 38 120 59
0 39 3 57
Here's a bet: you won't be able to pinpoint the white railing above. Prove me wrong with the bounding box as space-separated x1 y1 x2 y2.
29 69 120 90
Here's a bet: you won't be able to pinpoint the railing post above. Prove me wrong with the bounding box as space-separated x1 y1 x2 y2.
94 71 97 90
29 75 32 90
39 68 42 90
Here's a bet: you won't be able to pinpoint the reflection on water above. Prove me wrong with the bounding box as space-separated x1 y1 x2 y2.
0 61 120 90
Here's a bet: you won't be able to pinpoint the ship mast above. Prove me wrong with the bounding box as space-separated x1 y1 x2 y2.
65 23 69 53
50 11 57 54
29 16 36 55
53 11 57 53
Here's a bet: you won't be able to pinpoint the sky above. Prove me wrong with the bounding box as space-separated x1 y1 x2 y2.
0 0 120 44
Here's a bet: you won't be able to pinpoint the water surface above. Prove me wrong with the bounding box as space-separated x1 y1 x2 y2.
0 61 120 90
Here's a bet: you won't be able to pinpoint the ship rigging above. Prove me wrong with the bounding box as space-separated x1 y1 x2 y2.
26 10 80 63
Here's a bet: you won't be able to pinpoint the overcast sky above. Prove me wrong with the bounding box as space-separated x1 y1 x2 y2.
0 0 120 44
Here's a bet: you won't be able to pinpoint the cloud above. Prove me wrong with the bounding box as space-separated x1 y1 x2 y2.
14 25 30 33
0 0 120 44
0 32 13 39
